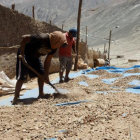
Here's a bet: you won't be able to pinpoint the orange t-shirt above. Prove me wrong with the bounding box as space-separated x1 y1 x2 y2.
59 32 75 57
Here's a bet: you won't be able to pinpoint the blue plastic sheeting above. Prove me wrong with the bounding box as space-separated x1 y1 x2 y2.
0 85 69 106
55 100 88 106
102 78 118 84
95 65 140 74
58 130 67 133
44 138 57 140
133 86 140 89
20 85 55 100
82 68 94 74
69 71 83 78
133 65 140 68
51 71 84 84
84 65 140 75
85 74 99 79
0 65 139 106
0 96 13 106
78 81 88 87
109 69 125 73
51 70 98 84
51 77 60 84
96 91 108 95
112 86 120 89
129 80 140 86
122 113 128 117
126 87 140 94
96 66 117 70
96 90 118 95
123 73 140 77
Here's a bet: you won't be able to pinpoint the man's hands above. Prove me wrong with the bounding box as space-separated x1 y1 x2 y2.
44 76 50 84
18 55 23 59
61 43 68 48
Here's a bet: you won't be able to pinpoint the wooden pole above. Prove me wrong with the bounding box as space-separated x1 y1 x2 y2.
104 43 106 54
74 0 82 71
85 26 88 62
32 6 35 19
85 26 87 45
11 4 15 10
108 30 112 62
62 24 64 30
50 20 52 25
86 26 88 52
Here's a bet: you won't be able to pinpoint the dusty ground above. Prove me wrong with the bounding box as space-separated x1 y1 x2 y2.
0 67 140 140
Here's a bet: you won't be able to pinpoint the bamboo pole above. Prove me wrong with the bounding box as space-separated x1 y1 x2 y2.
74 0 82 70
108 30 112 62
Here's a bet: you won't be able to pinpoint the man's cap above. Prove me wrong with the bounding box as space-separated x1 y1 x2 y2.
69 28 77 37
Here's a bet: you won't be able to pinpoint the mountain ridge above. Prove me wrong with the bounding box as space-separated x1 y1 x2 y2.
0 0 140 63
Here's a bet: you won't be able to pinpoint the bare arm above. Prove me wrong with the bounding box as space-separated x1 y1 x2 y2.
19 35 31 57
44 54 53 83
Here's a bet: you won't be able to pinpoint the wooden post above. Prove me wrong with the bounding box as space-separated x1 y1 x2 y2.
104 43 106 54
32 6 35 19
108 30 112 62
11 4 15 10
86 26 88 52
50 20 52 25
62 24 64 30
74 0 82 71
85 26 88 62
85 26 87 45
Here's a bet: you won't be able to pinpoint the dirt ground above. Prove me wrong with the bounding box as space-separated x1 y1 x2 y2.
0 67 140 140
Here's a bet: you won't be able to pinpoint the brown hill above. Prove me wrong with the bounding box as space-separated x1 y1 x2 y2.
0 5 63 78
0 4 63 47
0 5 88 79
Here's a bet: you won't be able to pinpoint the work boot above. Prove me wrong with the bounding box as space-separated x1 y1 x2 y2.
59 79 64 83
64 77 72 82
12 97 18 105
38 94 50 99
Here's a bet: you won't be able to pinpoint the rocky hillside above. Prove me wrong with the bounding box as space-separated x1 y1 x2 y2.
1 0 139 62
0 4 63 78
0 4 63 47
15 0 140 64
2 0 139 46
0 5 88 78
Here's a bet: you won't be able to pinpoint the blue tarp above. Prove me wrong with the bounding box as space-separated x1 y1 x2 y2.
102 78 118 84
55 100 88 106
0 65 139 106
78 81 89 87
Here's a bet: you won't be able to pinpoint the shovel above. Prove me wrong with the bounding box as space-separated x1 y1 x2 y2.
19 55 61 94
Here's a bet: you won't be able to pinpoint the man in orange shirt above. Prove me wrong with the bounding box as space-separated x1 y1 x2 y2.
59 28 77 83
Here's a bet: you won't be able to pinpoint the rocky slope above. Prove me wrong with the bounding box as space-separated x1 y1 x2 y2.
1 0 139 46
0 4 63 47
0 4 63 78
1 0 139 64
